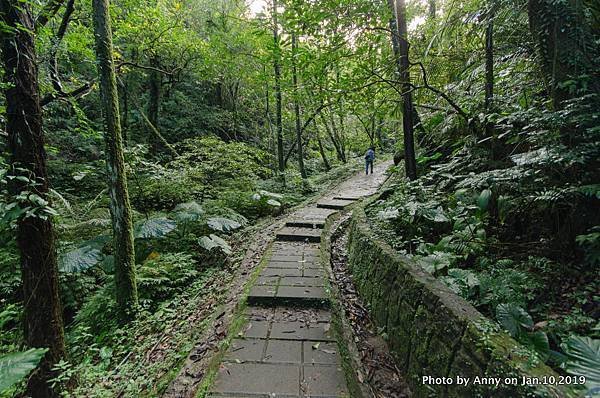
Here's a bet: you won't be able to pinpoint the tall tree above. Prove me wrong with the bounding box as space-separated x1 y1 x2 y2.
148 56 162 153
291 32 307 179
92 0 138 320
484 9 494 139
272 0 284 174
392 0 417 180
0 1 66 396
319 112 346 163
314 119 331 171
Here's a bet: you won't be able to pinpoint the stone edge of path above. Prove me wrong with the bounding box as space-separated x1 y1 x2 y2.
318 210 374 398
315 169 399 398
162 161 382 398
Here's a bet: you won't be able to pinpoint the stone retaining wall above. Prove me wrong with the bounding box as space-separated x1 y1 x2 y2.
347 204 577 398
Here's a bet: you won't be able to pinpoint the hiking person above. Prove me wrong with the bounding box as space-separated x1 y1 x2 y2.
365 147 375 175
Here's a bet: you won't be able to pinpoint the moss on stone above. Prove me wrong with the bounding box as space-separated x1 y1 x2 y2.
347 203 578 398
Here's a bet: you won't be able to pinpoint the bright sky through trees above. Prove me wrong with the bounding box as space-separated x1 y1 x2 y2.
248 0 267 15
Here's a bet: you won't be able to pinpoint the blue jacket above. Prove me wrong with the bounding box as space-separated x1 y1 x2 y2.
365 149 375 161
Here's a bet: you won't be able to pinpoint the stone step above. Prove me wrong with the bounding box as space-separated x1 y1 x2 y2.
316 199 355 210
248 278 329 307
275 227 321 243
247 286 329 308
333 195 360 201
285 219 326 229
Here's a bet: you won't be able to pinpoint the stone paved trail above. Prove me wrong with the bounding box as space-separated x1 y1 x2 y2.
209 161 391 398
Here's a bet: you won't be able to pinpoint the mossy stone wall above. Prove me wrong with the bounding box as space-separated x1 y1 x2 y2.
347 206 576 398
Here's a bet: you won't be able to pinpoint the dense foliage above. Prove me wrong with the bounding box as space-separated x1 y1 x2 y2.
0 0 598 395
366 0 599 388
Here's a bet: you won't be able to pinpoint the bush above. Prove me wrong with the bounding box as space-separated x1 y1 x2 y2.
131 174 196 212
47 159 106 198
0 244 20 303
130 136 273 212
137 252 200 307
216 190 284 220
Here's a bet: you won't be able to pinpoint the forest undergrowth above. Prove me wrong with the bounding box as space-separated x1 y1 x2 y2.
0 139 362 397
368 92 599 380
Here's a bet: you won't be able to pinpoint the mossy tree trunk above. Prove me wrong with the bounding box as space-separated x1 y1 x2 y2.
314 119 331 171
484 15 495 140
272 0 285 174
291 32 307 179
392 0 417 180
92 0 138 320
0 2 66 396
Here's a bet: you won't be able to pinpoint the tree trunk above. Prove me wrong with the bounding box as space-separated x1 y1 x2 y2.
120 76 129 146
148 56 162 153
328 111 347 163
264 65 275 168
0 2 66 396
92 0 138 320
313 119 331 171
392 0 417 180
320 113 345 163
388 0 402 77
376 117 384 148
291 32 307 179
428 0 436 19
272 0 284 174
484 18 495 139
527 0 599 111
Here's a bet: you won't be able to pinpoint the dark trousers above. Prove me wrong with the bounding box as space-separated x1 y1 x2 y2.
365 160 373 174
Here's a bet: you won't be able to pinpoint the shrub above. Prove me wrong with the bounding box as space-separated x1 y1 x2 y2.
137 253 200 307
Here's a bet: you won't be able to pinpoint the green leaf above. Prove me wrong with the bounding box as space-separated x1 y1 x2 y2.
266 199 281 207
0 349 48 392
1 203 27 224
477 189 492 211
415 252 455 274
578 184 600 199
100 255 115 274
82 235 111 250
497 195 511 223
207 217 241 232
134 218 177 239
258 190 283 199
420 206 449 223
447 268 479 289
496 303 533 337
377 208 400 220
198 234 232 255
561 335 600 390
59 246 104 273
173 201 205 222
521 330 550 359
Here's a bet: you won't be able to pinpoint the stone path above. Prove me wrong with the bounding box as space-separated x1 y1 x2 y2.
209 161 391 398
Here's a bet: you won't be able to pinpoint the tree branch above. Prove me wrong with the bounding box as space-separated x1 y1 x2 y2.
116 77 180 158
116 61 178 77
40 81 94 107
39 0 95 107
36 0 67 30
410 61 469 120
48 0 75 94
